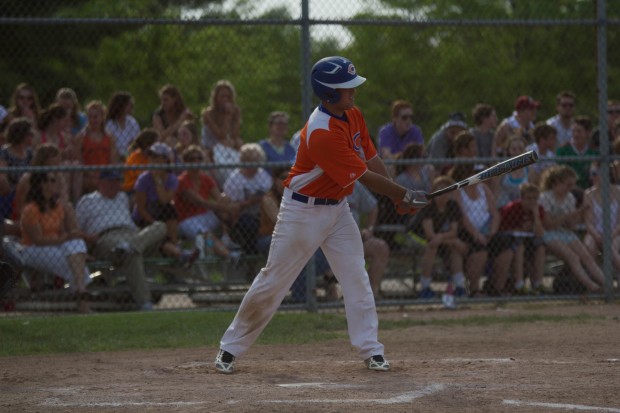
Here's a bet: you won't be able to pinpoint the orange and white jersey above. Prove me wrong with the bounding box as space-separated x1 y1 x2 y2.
284 105 377 199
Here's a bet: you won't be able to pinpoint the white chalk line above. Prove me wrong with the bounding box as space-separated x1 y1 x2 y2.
261 383 445 405
504 399 620 412
41 397 208 407
277 382 359 389
441 358 514 363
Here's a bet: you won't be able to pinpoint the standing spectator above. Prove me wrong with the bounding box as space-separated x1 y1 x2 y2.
223 143 272 254
55 88 87 138
0 118 34 219
132 142 197 265
546 91 576 148
377 100 424 163
538 165 603 292
201 80 242 151
425 112 468 159
77 170 167 311
470 103 497 159
122 129 159 194
0 83 41 136
495 135 529 208
452 164 500 297
583 163 620 283
491 183 545 295
152 84 194 146
493 95 540 157
20 172 91 313
556 116 598 190
105 91 140 159
258 111 296 165
409 176 468 298
526 123 558 186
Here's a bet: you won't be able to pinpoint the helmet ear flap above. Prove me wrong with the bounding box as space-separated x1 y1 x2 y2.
325 89 340 104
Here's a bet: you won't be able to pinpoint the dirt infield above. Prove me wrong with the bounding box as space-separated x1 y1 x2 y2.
1 303 619 413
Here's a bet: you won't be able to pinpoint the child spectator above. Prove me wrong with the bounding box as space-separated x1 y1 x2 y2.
55 88 87 138
527 123 557 186
469 103 497 160
174 120 201 164
0 83 41 136
495 135 529 208
122 129 159 194
539 165 603 292
556 116 598 190
105 91 140 159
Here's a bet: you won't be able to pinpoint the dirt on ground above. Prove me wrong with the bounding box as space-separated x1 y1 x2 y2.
1 302 619 413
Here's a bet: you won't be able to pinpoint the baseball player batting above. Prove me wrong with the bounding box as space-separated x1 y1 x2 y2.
214 56 428 374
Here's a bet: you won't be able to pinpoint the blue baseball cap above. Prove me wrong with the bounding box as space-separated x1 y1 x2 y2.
99 170 123 181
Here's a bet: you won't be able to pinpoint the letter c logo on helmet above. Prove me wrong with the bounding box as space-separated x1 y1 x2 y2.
311 56 366 104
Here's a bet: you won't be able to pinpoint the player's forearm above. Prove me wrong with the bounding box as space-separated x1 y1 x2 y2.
366 156 392 180
358 170 405 200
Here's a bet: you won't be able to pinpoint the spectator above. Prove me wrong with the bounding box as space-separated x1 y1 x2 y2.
74 100 119 197
556 115 598 190
258 111 296 165
394 144 434 193
538 165 603 292
470 103 497 160
223 143 272 254
0 118 34 219
493 95 540 157
201 80 242 151
591 99 620 151
527 123 558 186
55 88 87 138
491 183 545 295
425 111 468 159
377 100 424 165
583 163 620 284
546 90 576 148
495 135 529 208
122 128 159 194
0 83 41 136
0 95 7 126
105 91 140 159
132 142 197 265
174 120 201 164
212 135 241 188
452 164 500 297
174 145 239 261
409 176 468 298
76 170 167 311
15 143 69 221
20 172 91 312
36 103 71 156
450 131 485 173
152 84 194 146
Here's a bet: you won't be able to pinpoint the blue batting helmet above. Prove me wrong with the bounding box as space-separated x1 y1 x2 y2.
311 56 366 103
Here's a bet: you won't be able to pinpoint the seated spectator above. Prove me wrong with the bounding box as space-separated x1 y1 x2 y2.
212 137 241 188
152 84 195 147
583 163 620 285
425 111 468 159
105 91 140 159
545 90 576 149
132 142 197 265
470 103 497 160
20 172 91 312
495 135 529 208
122 128 159 195
491 183 545 295
174 120 201 164
55 88 87 138
452 164 500 297
259 111 296 166
201 80 242 151
395 144 434 193
556 116 598 190
526 122 557 186
15 143 70 221
77 170 167 311
224 143 272 254
590 99 620 152
493 95 539 157
377 100 424 175
409 176 468 298
0 118 34 219
449 131 484 174
539 165 603 292
174 145 239 261
0 83 41 137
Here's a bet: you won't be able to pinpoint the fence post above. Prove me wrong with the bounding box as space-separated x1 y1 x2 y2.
300 0 312 123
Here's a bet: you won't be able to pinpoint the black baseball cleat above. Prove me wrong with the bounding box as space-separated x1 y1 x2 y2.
215 349 235 374
365 355 390 371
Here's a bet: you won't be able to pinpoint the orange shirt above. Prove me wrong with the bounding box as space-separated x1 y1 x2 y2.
122 149 149 192
285 106 377 199
83 133 113 165
21 202 65 246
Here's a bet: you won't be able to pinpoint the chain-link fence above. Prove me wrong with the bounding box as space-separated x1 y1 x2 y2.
1 0 619 315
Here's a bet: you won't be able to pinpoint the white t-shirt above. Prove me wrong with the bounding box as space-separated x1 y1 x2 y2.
76 190 137 235
106 116 140 157
223 168 273 216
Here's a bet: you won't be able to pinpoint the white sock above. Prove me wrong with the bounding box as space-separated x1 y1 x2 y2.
420 276 432 289
453 272 465 288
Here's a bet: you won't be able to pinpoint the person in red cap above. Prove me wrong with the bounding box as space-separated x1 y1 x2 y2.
493 95 540 157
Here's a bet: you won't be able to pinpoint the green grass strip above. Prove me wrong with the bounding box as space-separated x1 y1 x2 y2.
0 311 600 357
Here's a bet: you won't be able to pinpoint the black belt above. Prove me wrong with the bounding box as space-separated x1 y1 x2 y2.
291 191 340 206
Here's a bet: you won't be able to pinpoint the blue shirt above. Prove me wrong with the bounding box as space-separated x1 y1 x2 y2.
259 139 296 163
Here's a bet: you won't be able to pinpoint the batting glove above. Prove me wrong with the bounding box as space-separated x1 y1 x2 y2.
402 189 429 208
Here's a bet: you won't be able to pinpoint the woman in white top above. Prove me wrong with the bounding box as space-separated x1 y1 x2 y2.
105 91 140 159
539 165 603 292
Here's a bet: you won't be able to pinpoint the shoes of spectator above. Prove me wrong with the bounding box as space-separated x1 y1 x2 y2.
365 355 390 371
221 233 241 250
514 286 529 296
531 284 550 296
228 250 242 267
419 287 436 299
454 286 467 298
215 349 235 374
179 248 200 268
140 301 154 311
110 241 134 267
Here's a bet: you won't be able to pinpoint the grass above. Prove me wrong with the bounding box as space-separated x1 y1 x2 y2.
0 311 602 357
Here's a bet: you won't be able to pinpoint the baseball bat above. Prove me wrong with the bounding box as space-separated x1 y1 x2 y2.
425 150 538 200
